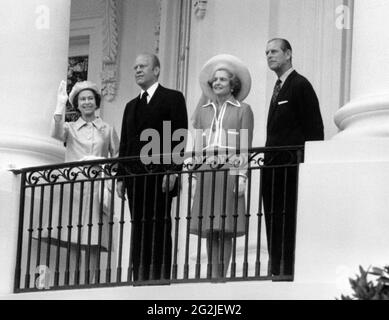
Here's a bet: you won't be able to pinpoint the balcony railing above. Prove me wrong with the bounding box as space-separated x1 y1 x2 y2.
12 146 304 293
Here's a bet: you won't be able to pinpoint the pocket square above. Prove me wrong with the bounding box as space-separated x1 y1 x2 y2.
278 100 288 105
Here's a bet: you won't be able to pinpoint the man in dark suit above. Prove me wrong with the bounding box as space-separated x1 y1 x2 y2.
263 38 324 277
117 53 188 281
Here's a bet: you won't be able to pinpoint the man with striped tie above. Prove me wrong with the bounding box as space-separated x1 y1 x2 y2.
263 38 324 277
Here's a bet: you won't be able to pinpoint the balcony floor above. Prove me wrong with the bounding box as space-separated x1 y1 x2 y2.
2 280 339 300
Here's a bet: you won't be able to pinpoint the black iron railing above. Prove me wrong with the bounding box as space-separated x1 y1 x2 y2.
12 146 304 293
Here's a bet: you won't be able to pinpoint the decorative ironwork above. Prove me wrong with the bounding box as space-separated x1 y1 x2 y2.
23 161 119 186
12 145 303 293
17 147 302 187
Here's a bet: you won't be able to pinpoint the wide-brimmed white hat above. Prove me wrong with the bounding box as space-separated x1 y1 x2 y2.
199 54 251 102
69 80 101 107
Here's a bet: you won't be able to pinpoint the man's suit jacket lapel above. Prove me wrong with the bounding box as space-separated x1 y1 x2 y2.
147 84 165 109
267 70 297 123
129 98 138 127
135 84 165 129
277 70 296 100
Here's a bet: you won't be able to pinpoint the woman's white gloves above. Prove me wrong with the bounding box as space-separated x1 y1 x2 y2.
55 80 68 115
79 155 105 161
191 177 197 199
236 176 247 197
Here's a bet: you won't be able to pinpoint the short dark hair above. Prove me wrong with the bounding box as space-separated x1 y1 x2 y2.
73 89 101 110
268 38 293 64
208 68 242 98
268 38 292 52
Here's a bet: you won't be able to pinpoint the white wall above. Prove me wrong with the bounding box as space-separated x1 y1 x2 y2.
185 0 271 147
183 0 345 144
295 139 389 296
101 0 161 131
69 0 161 132
350 0 389 100
267 0 344 139
69 0 345 142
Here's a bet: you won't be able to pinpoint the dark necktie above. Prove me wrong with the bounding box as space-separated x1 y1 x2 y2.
140 91 148 105
135 91 149 133
271 79 282 105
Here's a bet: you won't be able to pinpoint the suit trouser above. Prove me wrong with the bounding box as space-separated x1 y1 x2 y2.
126 174 173 281
262 166 297 276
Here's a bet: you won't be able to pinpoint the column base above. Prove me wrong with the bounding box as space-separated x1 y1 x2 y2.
334 93 389 139
0 132 65 169
294 140 389 297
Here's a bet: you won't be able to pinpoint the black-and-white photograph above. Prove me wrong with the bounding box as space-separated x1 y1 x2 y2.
0 0 388 305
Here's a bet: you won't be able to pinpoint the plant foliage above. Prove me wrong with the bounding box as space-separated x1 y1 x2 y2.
340 265 389 300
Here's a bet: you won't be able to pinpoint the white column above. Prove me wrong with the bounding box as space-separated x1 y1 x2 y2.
0 0 71 167
293 0 389 298
334 0 389 139
0 0 71 296
157 0 181 90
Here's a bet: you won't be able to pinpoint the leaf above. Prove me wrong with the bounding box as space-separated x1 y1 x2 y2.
378 277 389 284
339 264 389 300
369 267 383 276
359 265 365 275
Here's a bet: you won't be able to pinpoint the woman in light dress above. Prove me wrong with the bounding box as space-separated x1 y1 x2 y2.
190 54 254 278
48 80 119 283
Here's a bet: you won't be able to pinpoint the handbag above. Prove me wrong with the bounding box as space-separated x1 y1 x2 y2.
100 171 113 215
79 156 114 215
